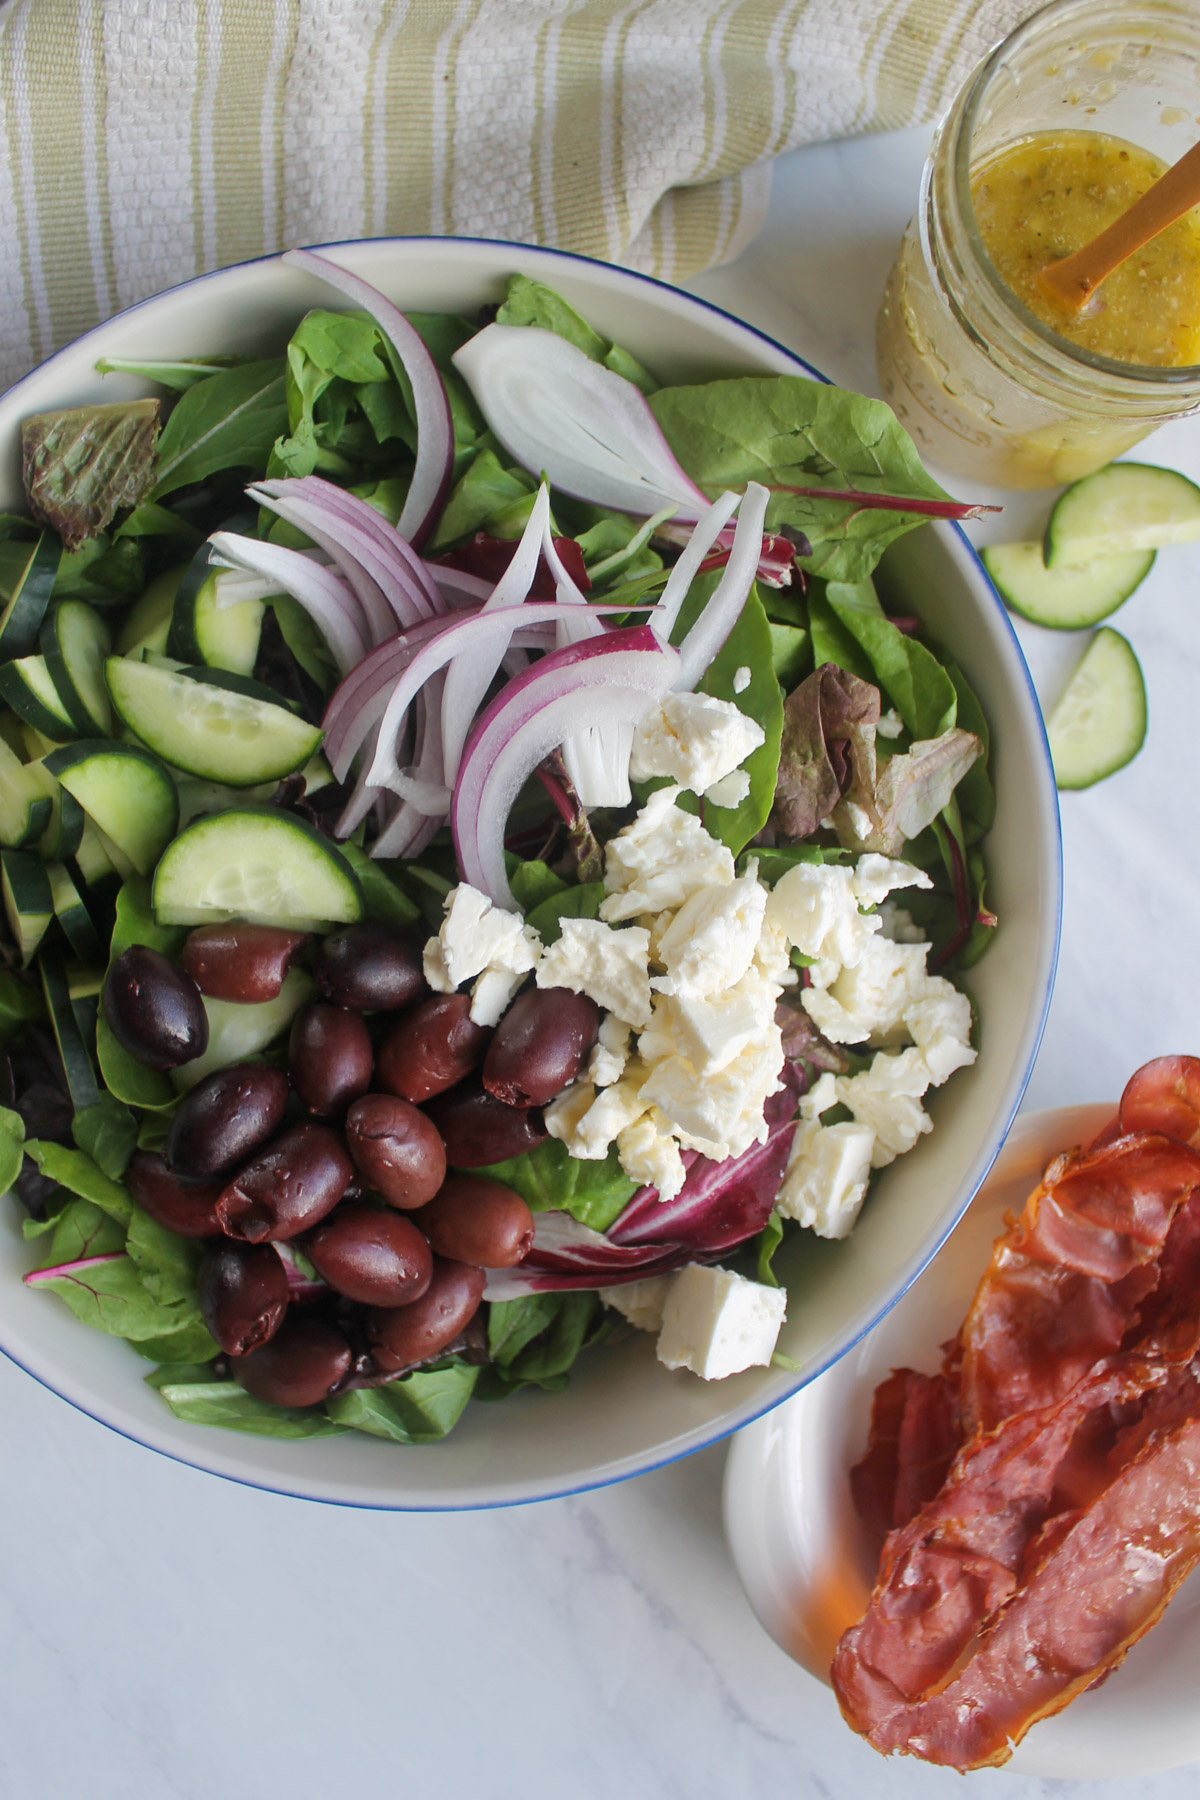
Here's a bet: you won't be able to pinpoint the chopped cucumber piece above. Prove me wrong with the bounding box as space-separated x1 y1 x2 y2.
47 860 105 964
1 848 53 964
1046 627 1146 790
169 569 265 676
41 598 113 734
983 539 1155 629
39 951 100 1111
153 807 362 929
1046 463 1200 568
0 653 77 740
105 657 322 785
44 739 178 876
35 772 84 861
0 737 53 848
71 816 120 888
173 968 315 1090
0 532 61 659
116 564 185 658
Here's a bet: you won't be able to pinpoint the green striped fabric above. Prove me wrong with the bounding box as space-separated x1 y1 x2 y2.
0 0 1039 391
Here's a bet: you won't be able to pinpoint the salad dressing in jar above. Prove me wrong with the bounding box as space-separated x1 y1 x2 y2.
876 0 1200 489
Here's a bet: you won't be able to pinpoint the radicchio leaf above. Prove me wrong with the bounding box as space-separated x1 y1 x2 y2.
22 399 159 550
770 662 880 842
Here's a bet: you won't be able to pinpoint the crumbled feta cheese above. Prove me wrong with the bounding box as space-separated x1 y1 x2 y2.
566 1074 651 1159
878 900 927 944
601 785 734 920
801 937 930 1045
543 1079 596 1145
778 1120 877 1238
652 970 779 1077
599 1277 672 1332
841 800 875 844
423 884 541 1025
654 867 767 999
586 1013 631 1088
733 665 751 694
752 915 797 989
836 1048 933 1167
536 918 653 1027
616 1106 687 1201
904 980 976 1086
639 1026 784 1161
851 854 933 908
765 861 879 969
629 691 763 794
876 707 904 739
704 768 750 808
656 1264 786 1379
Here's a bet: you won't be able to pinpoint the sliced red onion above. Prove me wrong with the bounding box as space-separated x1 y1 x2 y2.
212 568 284 608
258 476 445 617
248 484 428 636
452 324 710 521
655 519 796 589
425 563 494 608
323 615 461 778
335 719 389 839
282 248 454 547
452 626 678 910
208 531 369 674
674 481 769 692
652 490 740 647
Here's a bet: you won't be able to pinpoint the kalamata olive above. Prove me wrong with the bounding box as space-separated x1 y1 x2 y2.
180 922 309 1003
198 1241 290 1355
375 993 489 1104
314 923 426 1012
102 946 208 1070
412 1173 535 1268
231 1314 352 1407
424 1077 548 1166
367 1257 487 1373
216 1121 353 1242
343 1093 446 1209
288 1002 373 1116
306 1203 433 1306
482 986 600 1107
126 1151 224 1236
165 1063 291 1179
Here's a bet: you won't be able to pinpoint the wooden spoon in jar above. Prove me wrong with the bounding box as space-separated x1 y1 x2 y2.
1038 136 1200 313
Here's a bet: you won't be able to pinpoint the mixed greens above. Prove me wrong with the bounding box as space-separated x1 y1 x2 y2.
0 264 996 1445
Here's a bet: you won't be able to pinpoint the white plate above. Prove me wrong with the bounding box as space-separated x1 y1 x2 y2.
724 1102 1200 1779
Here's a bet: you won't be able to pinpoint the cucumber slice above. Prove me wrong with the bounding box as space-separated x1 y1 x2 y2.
0 737 52 847
1046 463 1200 568
47 860 105 964
116 564 186 659
1046 627 1147 790
0 532 61 659
39 952 100 1112
44 739 178 876
41 599 113 734
0 654 77 740
172 967 314 1091
2 848 53 964
34 773 84 861
71 816 119 888
169 549 264 677
153 807 363 929
983 540 1155 629
104 657 322 785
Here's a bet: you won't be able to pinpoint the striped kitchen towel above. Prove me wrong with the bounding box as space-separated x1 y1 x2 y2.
0 0 1041 392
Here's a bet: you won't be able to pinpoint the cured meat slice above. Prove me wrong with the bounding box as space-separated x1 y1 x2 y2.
849 1369 960 1542
837 1375 1200 1768
958 1133 1200 1432
1119 1054 1200 1147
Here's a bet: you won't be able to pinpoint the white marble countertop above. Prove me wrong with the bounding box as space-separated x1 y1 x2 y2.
4 125 1199 1797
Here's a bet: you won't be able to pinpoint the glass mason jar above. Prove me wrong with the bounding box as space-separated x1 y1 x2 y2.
876 0 1200 489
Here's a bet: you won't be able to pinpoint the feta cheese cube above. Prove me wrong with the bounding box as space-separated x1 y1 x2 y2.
657 971 779 1076
903 979 976 1086
601 785 733 920
801 937 929 1045
765 861 879 970
704 768 751 808
836 1048 933 1167
543 1078 597 1145
423 884 541 997
469 966 525 1028
654 867 767 999
586 1013 631 1087
639 1025 784 1161
568 1075 649 1159
656 1264 786 1379
599 1277 672 1332
536 918 653 1027
876 707 904 739
616 1106 687 1201
778 1120 877 1239
851 854 933 908
629 691 763 794
753 915 797 989
878 900 927 944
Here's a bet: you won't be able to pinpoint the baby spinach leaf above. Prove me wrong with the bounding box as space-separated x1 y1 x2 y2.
339 842 420 926
942 656 995 838
131 1317 218 1363
769 623 810 691
497 274 657 394
30 1252 194 1340
325 1361 480 1442
35 1197 126 1266
71 1092 137 1179
266 593 337 691
525 881 605 944
156 1376 345 1437
824 579 957 740
114 501 202 545
476 1137 636 1232
507 857 567 914
477 1292 608 1396
806 587 874 681
649 376 952 583
112 873 187 959
151 360 287 500
96 354 248 392
487 1293 562 1365
0 1104 24 1195
125 1204 204 1307
23 399 160 549
23 1140 131 1223
429 446 536 549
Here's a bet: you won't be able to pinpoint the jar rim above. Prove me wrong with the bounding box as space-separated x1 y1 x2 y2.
953 0 1200 388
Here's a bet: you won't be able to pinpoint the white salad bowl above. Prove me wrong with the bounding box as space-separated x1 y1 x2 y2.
0 238 1061 1509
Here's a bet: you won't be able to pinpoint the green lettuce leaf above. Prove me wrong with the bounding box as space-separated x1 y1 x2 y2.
23 1140 132 1223
477 1292 609 1397
476 1136 637 1232
155 1376 345 1437
325 1361 480 1442
0 1104 26 1194
525 881 605 944
22 399 160 550
35 1196 125 1266
824 579 957 740
151 360 287 499
339 842 420 926
497 274 657 394
71 1092 137 1180
29 1252 197 1340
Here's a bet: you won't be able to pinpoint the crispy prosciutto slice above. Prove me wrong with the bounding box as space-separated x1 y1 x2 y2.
1118 1054 1200 1147
849 1369 961 1542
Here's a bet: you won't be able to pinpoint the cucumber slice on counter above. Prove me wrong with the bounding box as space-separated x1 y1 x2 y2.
116 565 186 659
41 599 113 734
0 531 61 659
44 740 178 876
104 657 322 784
0 737 52 848
153 807 362 928
47 860 104 964
982 539 1155 629
0 654 77 740
1045 463 1200 568
1 848 53 964
1046 627 1147 789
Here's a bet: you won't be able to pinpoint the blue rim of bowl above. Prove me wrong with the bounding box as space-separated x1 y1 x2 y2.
0 235 1063 1510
